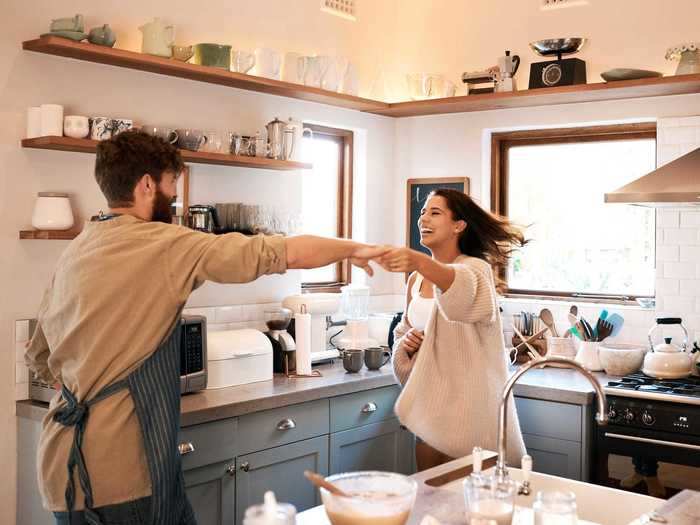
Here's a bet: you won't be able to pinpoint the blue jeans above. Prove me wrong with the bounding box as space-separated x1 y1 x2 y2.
54 496 151 525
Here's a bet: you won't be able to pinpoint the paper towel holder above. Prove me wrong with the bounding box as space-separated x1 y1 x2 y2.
285 304 323 379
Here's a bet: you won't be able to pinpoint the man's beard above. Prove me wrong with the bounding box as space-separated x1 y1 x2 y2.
152 188 174 224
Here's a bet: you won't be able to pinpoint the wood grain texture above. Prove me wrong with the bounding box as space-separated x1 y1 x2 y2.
21 136 312 171
22 37 388 112
19 229 80 240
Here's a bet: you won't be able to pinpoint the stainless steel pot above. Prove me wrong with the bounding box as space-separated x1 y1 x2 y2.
266 117 287 160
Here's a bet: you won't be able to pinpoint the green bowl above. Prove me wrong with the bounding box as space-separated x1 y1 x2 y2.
193 43 231 69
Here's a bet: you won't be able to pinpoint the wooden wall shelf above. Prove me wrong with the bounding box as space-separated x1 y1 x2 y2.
21 136 312 171
369 74 700 117
22 36 388 113
21 37 700 118
19 229 80 240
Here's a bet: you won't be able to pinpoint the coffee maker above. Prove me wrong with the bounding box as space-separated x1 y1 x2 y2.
263 308 296 374
495 50 520 92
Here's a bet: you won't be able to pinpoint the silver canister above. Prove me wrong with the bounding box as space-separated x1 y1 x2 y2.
265 117 286 159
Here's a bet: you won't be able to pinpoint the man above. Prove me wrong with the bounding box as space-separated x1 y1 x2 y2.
25 131 387 524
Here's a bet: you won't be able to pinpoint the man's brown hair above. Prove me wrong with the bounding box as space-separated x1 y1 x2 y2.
94 131 184 207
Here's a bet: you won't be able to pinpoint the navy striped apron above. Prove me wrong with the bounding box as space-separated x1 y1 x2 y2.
53 322 196 525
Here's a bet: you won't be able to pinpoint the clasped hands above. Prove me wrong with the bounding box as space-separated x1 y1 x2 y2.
350 245 424 276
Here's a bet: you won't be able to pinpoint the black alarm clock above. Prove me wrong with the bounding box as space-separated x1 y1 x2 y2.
529 58 587 89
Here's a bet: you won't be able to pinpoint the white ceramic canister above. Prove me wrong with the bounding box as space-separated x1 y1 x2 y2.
574 340 603 372
26 107 42 138
31 192 74 230
40 104 64 136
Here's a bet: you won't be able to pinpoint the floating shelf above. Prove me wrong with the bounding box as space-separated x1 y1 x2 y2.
19 229 80 240
22 36 388 113
21 136 312 171
369 74 700 117
21 37 700 118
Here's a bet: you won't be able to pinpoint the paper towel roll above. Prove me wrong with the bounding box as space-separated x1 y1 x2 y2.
294 312 312 376
26 107 42 139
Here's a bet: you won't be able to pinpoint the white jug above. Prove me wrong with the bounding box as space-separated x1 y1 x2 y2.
287 118 313 162
139 18 175 57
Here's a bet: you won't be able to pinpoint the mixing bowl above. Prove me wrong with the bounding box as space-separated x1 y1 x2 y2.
598 343 646 376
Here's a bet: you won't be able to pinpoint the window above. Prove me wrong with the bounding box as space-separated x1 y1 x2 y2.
301 125 353 291
491 124 656 300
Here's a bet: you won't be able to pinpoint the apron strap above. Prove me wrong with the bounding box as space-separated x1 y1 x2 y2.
53 379 129 524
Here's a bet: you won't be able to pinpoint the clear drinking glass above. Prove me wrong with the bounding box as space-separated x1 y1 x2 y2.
242 502 296 525
533 491 577 525
463 475 517 525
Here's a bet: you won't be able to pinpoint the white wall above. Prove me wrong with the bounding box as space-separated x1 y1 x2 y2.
0 1 400 521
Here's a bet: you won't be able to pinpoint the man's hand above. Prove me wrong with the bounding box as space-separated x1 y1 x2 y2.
399 328 424 356
349 245 391 277
376 247 426 274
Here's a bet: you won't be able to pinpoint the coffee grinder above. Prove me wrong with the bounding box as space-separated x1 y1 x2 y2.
495 50 520 92
264 307 296 374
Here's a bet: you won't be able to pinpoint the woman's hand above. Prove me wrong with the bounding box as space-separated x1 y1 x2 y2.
377 247 427 274
399 328 424 356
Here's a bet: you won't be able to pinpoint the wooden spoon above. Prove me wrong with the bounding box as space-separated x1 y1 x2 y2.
304 470 350 497
569 305 578 318
539 308 558 337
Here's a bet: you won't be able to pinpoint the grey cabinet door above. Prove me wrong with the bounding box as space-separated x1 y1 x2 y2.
184 459 235 525
329 418 415 475
235 435 329 524
522 433 582 480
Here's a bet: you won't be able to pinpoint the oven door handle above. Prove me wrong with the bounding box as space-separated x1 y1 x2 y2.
604 432 700 451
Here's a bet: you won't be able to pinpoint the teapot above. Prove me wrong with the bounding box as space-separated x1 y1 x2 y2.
139 18 175 57
642 317 693 379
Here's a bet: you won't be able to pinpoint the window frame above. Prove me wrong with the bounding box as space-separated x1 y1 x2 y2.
300 124 354 293
490 122 657 302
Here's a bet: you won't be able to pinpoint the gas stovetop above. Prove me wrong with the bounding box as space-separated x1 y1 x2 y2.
605 372 700 405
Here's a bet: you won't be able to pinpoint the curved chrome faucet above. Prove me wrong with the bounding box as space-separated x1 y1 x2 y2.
495 356 608 481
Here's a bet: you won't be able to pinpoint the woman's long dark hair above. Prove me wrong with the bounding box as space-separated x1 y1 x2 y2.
430 189 528 291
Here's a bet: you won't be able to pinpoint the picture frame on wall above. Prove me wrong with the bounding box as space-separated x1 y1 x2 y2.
406 177 470 256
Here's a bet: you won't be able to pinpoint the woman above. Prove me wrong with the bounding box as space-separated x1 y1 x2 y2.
379 189 528 471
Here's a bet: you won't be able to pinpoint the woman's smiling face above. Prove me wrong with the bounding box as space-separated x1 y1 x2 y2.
418 195 465 249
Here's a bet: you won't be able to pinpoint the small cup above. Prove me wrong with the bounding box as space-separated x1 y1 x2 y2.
463 474 517 525
364 347 391 370
63 115 90 139
89 116 112 140
533 491 577 525
111 118 133 136
171 45 194 62
341 349 364 373
141 126 178 144
176 129 207 151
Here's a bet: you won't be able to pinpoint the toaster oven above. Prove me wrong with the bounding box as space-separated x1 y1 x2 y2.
29 315 208 402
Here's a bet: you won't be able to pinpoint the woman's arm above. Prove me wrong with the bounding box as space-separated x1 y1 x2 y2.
392 273 418 385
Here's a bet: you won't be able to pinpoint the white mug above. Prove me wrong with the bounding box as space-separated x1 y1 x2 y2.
40 104 64 136
253 48 281 79
231 50 255 73
302 56 322 88
63 115 90 139
26 107 42 138
282 52 304 83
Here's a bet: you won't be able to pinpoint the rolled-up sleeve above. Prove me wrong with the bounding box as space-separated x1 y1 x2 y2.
434 259 498 325
167 230 287 302
25 322 55 384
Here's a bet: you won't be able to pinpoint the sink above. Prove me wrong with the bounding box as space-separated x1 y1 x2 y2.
440 466 662 525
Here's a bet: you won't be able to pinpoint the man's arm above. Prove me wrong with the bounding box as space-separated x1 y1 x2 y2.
285 236 388 276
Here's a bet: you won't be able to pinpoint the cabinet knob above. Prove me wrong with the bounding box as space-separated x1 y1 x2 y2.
361 402 377 413
178 442 195 456
240 461 250 472
226 464 236 477
276 418 297 431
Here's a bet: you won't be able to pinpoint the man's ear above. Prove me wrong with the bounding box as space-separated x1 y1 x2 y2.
137 173 156 196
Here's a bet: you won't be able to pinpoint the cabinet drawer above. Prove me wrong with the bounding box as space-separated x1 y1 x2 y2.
515 397 582 443
330 386 400 433
522 433 582 481
237 399 329 456
179 418 238 471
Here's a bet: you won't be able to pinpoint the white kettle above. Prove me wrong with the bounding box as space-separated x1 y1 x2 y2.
642 318 693 379
139 18 175 57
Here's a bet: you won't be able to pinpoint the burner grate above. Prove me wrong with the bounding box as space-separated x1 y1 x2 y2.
607 372 700 398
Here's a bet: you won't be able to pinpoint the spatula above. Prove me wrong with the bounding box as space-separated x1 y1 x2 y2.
606 313 624 338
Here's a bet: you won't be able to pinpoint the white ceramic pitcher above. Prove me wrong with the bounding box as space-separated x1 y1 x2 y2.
139 18 175 57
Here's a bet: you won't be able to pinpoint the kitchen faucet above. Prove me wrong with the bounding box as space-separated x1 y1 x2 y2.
495 356 609 482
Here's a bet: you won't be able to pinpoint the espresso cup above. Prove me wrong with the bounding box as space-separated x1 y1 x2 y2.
342 349 364 373
63 115 90 139
176 129 207 151
364 347 391 370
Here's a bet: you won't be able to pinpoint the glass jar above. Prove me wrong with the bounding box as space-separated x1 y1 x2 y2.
533 491 577 525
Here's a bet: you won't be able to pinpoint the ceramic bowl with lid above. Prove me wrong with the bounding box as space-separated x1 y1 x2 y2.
31 192 74 230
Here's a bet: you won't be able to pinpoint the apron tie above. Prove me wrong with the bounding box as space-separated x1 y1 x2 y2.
54 380 128 523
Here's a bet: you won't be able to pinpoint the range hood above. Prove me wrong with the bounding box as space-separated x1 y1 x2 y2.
604 147 700 207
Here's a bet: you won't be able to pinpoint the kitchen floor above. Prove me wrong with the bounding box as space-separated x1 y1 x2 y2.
608 455 700 495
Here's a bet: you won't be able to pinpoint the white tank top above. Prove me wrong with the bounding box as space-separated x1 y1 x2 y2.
407 274 434 332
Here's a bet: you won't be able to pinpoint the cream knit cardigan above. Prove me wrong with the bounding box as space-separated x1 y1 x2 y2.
392 255 526 464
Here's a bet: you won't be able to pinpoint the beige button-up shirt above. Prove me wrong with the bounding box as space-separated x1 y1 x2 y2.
25 215 287 511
